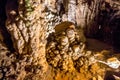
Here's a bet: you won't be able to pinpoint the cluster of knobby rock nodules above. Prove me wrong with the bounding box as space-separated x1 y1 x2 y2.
46 22 90 71
0 40 46 80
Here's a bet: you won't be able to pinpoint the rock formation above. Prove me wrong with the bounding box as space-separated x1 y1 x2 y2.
0 0 120 80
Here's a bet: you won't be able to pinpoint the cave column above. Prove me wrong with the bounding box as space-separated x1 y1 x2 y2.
6 0 48 78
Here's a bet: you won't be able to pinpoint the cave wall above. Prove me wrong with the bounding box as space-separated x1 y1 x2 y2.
43 0 120 51
1 0 120 46
0 0 120 80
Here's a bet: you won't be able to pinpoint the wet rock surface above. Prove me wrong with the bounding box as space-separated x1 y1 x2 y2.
0 22 120 80
0 0 120 80
1 20 120 80
46 22 120 80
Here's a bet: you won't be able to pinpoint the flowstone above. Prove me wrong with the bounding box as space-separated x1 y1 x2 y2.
46 22 120 80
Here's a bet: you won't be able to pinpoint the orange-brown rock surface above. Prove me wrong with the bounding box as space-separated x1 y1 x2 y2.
0 0 120 80
46 22 120 80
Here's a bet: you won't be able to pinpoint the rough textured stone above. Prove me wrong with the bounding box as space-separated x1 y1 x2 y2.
46 22 120 80
0 0 120 80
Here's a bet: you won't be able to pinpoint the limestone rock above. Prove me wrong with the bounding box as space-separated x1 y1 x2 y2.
60 36 69 46
106 57 120 69
0 0 120 80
